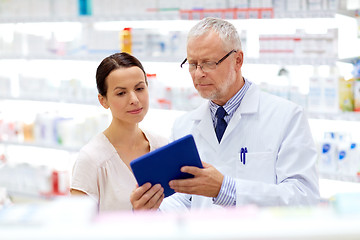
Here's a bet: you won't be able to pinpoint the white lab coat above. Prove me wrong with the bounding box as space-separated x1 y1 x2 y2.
161 83 320 211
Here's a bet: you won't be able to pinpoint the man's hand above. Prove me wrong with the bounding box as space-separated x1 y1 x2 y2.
130 183 164 211
169 162 224 198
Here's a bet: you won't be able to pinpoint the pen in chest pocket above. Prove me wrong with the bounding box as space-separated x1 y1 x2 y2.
239 147 247 165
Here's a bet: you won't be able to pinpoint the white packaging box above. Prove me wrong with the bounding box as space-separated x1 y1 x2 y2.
0 77 11 98
179 0 195 10
354 79 360 111
323 75 339 113
327 29 338 58
272 0 286 11
327 0 338 10
26 34 49 57
262 0 273 8
249 0 261 8
286 0 302 11
51 0 78 18
29 0 51 18
87 30 120 55
308 75 324 113
236 0 249 8
308 0 323 10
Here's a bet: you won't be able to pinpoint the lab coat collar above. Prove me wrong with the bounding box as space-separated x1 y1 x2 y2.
221 83 260 142
235 83 260 115
190 101 210 120
190 83 260 147
190 102 219 150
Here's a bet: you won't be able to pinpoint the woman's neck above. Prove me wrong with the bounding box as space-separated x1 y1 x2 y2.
103 121 143 149
103 121 150 170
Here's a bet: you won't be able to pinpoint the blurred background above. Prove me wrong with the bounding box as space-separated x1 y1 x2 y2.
1 0 360 239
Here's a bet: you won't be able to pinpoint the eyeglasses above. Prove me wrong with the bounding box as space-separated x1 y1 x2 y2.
180 50 237 73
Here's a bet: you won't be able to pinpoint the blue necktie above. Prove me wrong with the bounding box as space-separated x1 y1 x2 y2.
215 106 227 143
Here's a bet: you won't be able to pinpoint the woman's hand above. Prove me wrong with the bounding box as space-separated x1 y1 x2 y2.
130 183 164 211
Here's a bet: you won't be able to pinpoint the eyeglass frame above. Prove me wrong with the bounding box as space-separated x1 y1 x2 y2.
180 49 237 72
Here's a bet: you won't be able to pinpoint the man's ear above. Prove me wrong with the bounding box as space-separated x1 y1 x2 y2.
98 93 109 109
235 51 244 69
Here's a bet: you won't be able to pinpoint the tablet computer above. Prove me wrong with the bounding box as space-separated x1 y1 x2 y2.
130 134 203 198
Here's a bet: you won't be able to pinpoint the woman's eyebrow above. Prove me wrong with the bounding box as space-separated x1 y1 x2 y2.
135 81 146 87
113 86 126 91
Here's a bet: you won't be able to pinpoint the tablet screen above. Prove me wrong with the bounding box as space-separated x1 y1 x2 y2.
130 134 203 197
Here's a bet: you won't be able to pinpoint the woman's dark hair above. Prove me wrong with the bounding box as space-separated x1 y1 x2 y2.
96 52 147 96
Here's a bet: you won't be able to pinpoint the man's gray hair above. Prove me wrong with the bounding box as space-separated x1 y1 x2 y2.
187 17 242 51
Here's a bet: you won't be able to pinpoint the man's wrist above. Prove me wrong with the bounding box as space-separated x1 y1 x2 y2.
212 176 236 206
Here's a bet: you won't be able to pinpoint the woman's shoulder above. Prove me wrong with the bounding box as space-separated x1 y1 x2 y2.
142 128 169 150
80 132 106 151
77 132 116 166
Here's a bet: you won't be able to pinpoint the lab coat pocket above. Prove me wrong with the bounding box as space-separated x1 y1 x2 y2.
236 151 276 183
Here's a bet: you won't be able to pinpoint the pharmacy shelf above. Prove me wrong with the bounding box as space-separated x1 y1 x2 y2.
338 56 360 65
0 55 336 66
0 54 105 62
0 12 180 23
2 98 360 122
274 10 336 18
0 141 81 152
0 107 183 153
0 54 185 63
246 57 338 66
320 173 360 183
6 190 61 203
0 96 98 106
337 9 360 18
1 199 360 240
307 111 360 121
319 178 360 200
0 9 338 24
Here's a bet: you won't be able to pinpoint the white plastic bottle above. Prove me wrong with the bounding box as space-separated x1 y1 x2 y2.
308 67 323 112
337 133 352 178
323 67 339 113
319 132 338 177
348 142 360 178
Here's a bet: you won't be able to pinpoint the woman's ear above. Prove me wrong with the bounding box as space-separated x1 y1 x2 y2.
98 93 109 109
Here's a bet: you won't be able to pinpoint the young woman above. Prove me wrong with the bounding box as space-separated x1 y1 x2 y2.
70 52 167 212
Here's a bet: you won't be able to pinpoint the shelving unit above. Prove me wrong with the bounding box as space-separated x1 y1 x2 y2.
1 0 360 199
308 111 360 121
